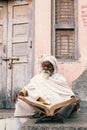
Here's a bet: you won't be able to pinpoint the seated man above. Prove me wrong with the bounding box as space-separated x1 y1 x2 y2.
14 55 80 122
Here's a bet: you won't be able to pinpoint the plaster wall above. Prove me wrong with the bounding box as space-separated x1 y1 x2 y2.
34 0 87 87
34 0 51 74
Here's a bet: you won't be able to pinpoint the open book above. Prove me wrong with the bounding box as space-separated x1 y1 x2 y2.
19 96 79 116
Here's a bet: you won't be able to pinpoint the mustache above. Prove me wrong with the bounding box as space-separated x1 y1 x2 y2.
42 70 51 76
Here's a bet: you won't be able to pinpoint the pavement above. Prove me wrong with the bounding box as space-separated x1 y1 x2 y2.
0 109 87 130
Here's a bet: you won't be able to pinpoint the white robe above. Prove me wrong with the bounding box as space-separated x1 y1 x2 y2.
14 73 74 117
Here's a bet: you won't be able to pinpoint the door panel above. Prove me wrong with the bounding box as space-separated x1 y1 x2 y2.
0 1 7 108
0 0 33 108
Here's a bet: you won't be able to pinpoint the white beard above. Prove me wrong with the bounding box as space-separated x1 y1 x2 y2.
41 70 51 79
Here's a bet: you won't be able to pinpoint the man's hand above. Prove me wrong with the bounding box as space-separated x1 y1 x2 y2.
13 92 24 104
13 93 19 104
71 95 75 98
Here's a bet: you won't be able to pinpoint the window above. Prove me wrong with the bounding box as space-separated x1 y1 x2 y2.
52 0 78 61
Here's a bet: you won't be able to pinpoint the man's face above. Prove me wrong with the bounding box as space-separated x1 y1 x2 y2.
41 61 54 76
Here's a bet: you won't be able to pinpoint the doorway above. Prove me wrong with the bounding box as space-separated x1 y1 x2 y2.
0 0 34 108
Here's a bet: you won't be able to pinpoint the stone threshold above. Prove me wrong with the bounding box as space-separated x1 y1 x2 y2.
0 111 87 130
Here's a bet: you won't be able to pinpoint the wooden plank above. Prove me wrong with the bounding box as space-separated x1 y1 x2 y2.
0 1 7 108
12 37 28 43
12 56 28 63
12 19 29 24
55 24 75 29
52 0 77 60
0 20 3 25
6 0 34 108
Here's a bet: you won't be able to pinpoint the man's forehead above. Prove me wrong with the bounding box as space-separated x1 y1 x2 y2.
42 61 52 64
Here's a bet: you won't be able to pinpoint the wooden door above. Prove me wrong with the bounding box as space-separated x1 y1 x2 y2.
0 1 7 108
0 0 34 108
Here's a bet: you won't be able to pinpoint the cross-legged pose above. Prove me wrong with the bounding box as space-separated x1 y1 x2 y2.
14 55 80 122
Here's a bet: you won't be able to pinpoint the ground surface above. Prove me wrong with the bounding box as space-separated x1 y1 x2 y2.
0 109 87 130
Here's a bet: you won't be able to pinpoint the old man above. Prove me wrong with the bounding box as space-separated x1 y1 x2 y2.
14 55 80 122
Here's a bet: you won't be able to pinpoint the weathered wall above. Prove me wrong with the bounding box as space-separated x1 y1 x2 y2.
55 0 87 86
34 0 87 87
72 69 87 112
34 0 51 74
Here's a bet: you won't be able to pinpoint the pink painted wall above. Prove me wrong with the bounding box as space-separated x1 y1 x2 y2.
34 0 51 73
34 0 87 87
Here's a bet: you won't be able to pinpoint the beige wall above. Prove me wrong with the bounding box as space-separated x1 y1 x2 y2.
34 0 87 87
34 0 51 73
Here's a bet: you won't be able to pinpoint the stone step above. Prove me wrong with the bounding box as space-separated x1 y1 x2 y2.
0 112 87 130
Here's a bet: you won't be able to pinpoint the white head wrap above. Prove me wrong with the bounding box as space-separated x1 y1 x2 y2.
40 55 58 73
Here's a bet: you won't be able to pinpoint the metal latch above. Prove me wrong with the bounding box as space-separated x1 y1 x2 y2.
2 57 10 61
2 57 19 69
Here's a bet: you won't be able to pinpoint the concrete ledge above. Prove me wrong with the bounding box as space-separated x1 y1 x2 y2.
21 112 87 130
0 111 87 130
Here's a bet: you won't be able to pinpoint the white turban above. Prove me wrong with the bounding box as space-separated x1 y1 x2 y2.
40 55 58 73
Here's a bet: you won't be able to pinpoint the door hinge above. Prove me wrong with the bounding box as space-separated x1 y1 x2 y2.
30 41 32 48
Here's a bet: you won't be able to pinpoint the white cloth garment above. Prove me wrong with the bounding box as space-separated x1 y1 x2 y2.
14 55 74 117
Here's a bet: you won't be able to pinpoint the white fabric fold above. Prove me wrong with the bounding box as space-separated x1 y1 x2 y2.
25 73 74 106
14 55 75 117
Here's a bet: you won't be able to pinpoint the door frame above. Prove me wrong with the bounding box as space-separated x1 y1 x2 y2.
29 0 35 78
0 0 35 108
